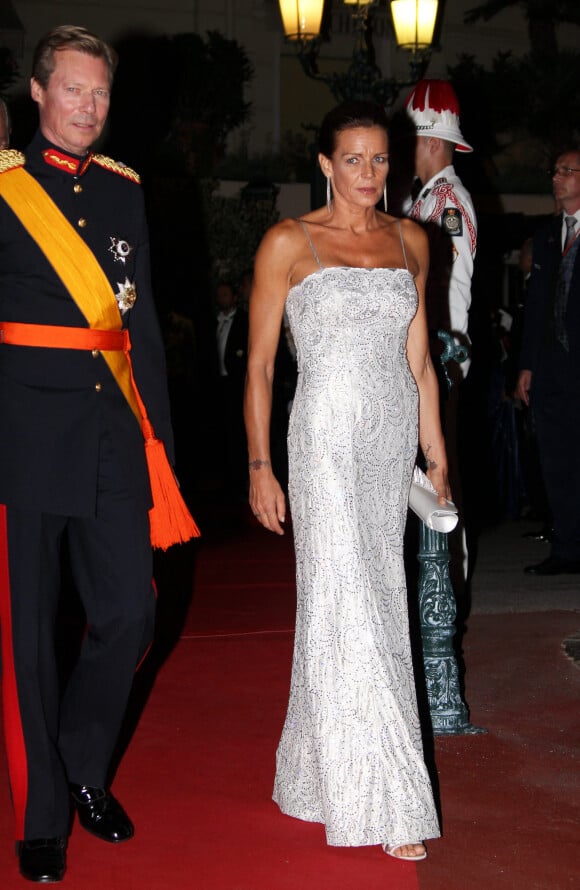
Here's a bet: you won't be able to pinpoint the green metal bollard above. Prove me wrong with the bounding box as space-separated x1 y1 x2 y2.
417 331 485 735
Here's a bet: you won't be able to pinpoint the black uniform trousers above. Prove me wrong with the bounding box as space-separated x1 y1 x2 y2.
531 342 580 562
0 428 155 840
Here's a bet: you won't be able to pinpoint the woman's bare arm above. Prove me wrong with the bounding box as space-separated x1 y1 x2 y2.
244 220 298 534
403 221 451 503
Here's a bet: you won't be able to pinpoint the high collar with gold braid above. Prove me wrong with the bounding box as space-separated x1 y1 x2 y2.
0 147 140 183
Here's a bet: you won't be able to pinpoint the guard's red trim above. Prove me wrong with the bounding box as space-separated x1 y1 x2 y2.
0 505 28 838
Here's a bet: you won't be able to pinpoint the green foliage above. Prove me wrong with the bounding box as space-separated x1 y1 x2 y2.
144 31 254 177
448 50 580 161
465 1 580 59
110 30 253 178
216 129 314 183
465 0 580 27
458 0 580 188
166 31 254 144
200 179 279 285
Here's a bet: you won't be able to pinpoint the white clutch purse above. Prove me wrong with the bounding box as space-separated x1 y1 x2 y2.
408 466 458 533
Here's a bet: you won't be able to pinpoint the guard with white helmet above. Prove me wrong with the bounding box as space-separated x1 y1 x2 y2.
404 79 477 375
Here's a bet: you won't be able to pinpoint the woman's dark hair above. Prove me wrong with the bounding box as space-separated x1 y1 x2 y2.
318 101 389 158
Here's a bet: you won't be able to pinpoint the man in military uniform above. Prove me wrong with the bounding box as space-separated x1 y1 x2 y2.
404 79 477 593
404 79 477 376
0 26 175 882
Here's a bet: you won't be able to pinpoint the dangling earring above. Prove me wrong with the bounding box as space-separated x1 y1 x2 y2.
383 183 388 213
326 176 333 213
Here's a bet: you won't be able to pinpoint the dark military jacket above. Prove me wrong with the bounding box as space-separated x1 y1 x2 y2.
0 131 174 515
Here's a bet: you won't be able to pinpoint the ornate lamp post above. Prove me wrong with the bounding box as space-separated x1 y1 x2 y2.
277 0 439 104
418 332 484 735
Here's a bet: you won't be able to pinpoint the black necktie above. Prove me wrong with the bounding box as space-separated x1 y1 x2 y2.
563 215 576 252
554 217 579 350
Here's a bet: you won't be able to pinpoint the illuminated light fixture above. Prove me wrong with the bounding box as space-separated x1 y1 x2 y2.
278 0 325 42
390 0 438 50
278 0 440 105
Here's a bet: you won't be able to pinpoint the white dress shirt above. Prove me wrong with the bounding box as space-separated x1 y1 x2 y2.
561 210 580 251
216 309 236 376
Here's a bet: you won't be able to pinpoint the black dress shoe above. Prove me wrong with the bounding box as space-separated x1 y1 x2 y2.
524 556 580 575
70 784 134 843
522 525 553 544
18 837 66 883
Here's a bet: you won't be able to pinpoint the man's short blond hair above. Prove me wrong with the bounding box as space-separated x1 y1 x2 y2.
32 25 118 89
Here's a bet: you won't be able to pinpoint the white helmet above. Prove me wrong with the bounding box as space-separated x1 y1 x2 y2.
406 79 473 153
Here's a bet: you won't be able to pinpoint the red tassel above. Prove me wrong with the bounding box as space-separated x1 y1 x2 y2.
120 343 200 549
143 432 201 550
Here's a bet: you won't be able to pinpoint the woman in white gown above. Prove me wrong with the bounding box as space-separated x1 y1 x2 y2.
244 101 449 862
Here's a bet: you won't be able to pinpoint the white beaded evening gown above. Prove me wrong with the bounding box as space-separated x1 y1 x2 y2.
272 221 440 848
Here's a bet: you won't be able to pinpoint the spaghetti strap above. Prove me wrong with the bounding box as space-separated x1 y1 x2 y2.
397 221 409 271
298 219 324 270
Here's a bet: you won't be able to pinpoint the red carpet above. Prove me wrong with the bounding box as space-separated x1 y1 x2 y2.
185 520 297 637
0 514 420 889
2 512 576 888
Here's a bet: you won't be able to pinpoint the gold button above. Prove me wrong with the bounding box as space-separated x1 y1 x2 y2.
74 183 82 194
78 218 87 228
91 349 100 358
95 382 102 392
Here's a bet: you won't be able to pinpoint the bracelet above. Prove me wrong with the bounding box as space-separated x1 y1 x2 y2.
248 459 271 471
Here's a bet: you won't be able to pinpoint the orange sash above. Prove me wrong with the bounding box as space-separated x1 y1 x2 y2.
0 322 128 351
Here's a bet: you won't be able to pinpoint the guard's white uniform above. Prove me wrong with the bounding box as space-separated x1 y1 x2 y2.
406 164 477 374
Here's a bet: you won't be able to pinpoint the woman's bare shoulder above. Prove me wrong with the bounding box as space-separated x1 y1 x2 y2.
257 217 307 257
385 215 427 277
265 216 308 241
397 216 428 250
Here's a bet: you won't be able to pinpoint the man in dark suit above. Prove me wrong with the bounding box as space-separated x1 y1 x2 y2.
0 26 175 881
516 148 580 575
214 281 249 497
0 97 10 149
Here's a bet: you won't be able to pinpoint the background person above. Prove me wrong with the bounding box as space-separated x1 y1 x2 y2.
516 149 580 575
245 100 449 862
511 237 552 536
0 97 11 148
213 279 249 499
404 79 476 370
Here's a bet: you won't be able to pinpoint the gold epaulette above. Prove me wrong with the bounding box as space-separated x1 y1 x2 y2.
91 153 141 184
0 149 25 174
